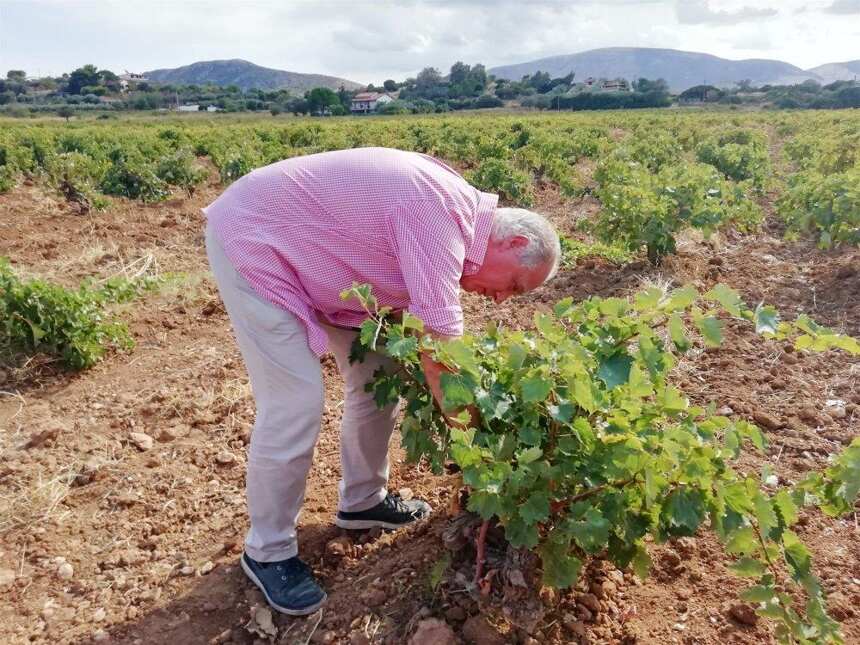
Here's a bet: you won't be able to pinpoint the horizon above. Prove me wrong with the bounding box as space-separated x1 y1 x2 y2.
2 1 858 83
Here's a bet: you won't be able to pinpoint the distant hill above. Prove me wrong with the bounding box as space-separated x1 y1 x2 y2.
806 60 860 85
143 59 362 92
488 47 820 92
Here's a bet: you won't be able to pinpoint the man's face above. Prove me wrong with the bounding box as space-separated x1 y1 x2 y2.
460 235 552 303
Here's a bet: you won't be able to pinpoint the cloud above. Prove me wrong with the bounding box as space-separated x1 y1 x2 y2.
677 0 778 24
823 0 860 13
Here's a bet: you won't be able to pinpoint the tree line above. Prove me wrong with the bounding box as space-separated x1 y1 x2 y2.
1 61 858 118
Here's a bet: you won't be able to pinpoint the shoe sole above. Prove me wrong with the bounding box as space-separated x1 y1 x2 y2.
240 557 327 616
334 505 432 531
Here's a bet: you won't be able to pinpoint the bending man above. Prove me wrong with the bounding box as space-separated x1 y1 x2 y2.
203 147 560 615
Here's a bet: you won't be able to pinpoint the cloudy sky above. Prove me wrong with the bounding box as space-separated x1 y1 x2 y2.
1 0 858 82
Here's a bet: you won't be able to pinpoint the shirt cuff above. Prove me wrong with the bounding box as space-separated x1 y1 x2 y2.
408 304 464 337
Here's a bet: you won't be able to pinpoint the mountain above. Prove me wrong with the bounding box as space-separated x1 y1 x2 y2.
805 60 860 85
143 59 362 92
488 47 819 92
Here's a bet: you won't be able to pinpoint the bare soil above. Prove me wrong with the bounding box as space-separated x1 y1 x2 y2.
1 174 858 645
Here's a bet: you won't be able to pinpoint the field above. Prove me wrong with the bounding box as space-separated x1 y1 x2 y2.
0 109 858 645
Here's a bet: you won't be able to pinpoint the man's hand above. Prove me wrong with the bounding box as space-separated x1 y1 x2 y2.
420 334 483 430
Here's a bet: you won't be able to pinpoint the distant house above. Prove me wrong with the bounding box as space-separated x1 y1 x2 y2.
119 71 149 92
350 92 394 113
176 104 200 112
206 105 221 112
600 79 630 92
574 77 630 93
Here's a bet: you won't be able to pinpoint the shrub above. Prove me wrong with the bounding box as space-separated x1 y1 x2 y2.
100 148 169 202
0 259 156 369
778 168 860 247
465 157 534 206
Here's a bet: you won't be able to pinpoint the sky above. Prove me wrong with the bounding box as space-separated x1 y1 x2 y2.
1 0 858 83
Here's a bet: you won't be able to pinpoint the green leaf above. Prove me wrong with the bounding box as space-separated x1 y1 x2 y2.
668 313 691 351
696 315 724 347
571 374 597 413
569 507 611 554
548 400 575 423
754 303 779 335
705 283 744 317
385 335 418 359
725 527 758 556
359 318 381 350
401 312 425 332
665 285 698 311
521 375 553 402
730 557 767 578
632 543 651 579
439 372 474 410
773 489 798 527
517 446 544 465
539 539 582 588
505 516 540 548
741 584 776 604
597 353 633 390
520 492 551 524
661 488 706 536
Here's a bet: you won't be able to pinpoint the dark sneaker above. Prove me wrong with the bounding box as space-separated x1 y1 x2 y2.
241 553 326 616
335 492 432 530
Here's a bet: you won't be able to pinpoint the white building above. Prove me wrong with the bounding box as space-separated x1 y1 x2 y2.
350 92 394 113
176 104 200 112
118 71 149 92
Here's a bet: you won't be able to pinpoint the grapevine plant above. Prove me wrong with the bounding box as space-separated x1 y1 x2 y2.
341 283 860 644
0 259 158 369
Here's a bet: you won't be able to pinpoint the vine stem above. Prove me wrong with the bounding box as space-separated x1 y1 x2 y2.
474 520 490 584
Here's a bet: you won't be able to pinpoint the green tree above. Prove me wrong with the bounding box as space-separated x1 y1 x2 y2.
449 61 470 85
67 64 101 94
416 67 442 90
305 87 340 114
57 106 74 121
6 70 26 82
383 79 398 92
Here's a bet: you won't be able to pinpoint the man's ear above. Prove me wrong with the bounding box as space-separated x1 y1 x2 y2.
507 235 529 250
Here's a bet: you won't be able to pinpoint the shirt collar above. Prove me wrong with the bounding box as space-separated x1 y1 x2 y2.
463 191 497 276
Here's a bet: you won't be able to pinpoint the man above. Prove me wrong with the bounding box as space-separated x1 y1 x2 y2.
203 147 560 615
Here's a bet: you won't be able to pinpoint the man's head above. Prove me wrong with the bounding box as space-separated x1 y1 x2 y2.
460 207 561 303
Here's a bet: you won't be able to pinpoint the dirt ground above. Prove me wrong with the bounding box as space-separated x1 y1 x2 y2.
0 169 858 645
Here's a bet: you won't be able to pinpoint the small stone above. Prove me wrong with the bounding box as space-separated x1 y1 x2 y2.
361 587 386 608
198 561 215 575
409 618 457 645
444 605 466 622
93 629 109 641
728 602 759 626
325 536 354 563
764 474 779 487
562 614 588 638
398 487 414 501
215 451 235 465
179 565 194 576
673 622 686 631
462 614 507 645
752 411 782 430
129 432 154 451
716 406 734 416
93 607 106 622
577 592 601 613
57 562 74 579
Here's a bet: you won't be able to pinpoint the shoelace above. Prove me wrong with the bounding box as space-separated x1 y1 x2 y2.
384 494 415 516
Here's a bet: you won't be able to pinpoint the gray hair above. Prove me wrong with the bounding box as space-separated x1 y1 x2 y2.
490 207 561 282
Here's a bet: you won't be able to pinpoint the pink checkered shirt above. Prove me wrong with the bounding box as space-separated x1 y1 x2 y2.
203 147 498 356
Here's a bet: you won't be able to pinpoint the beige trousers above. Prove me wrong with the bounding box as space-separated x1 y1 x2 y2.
205 224 400 562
